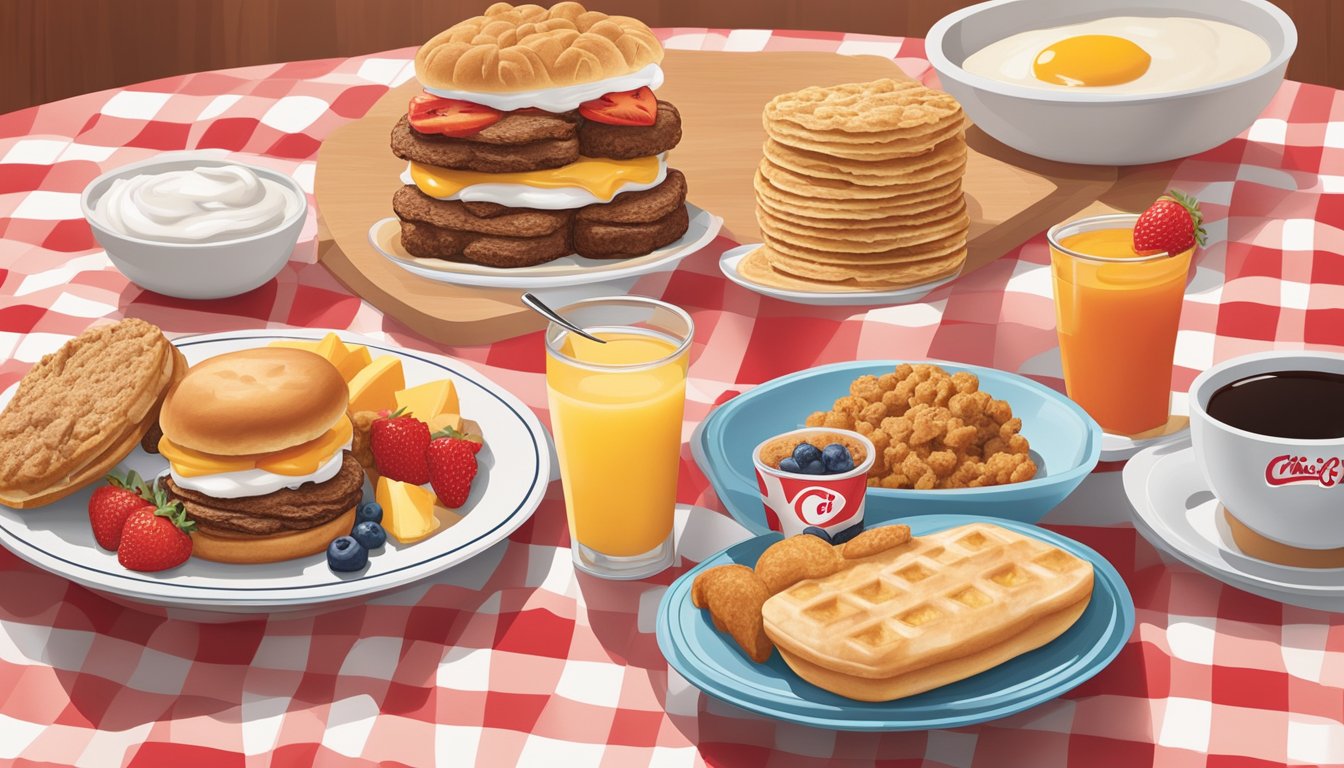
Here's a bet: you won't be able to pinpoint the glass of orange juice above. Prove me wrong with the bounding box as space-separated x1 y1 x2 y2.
545 296 694 579
1048 214 1194 436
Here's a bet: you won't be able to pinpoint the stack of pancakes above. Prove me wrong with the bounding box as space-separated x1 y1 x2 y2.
0 318 185 509
390 2 689 268
742 79 971 291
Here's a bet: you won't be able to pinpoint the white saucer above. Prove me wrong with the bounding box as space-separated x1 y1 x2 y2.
1122 438 1344 612
1100 415 1190 462
369 203 722 290
718 244 959 306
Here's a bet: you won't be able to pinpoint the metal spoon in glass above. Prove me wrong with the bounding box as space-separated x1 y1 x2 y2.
521 292 607 344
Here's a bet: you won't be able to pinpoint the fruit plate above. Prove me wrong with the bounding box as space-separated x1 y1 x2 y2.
0 329 549 612
367 202 722 290
693 360 1102 535
719 244 961 307
656 515 1134 731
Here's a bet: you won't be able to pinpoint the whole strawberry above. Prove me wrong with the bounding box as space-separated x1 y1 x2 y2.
427 430 480 509
88 470 152 550
370 408 431 484
1132 189 1207 256
117 484 196 572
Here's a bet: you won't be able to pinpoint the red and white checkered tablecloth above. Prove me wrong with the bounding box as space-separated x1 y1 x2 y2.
0 27 1342 768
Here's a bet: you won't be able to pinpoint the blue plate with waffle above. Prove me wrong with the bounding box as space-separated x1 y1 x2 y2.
655 515 1133 731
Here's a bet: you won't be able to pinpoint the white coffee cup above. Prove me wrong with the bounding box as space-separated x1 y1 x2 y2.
1189 350 1344 550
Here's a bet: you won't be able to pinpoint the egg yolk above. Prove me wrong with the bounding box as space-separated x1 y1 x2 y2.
1033 34 1151 87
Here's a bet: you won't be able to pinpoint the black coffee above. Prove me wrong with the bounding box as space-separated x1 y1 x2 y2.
1205 370 1344 439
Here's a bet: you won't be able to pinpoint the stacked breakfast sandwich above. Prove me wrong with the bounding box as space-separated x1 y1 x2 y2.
742 79 970 291
390 2 689 267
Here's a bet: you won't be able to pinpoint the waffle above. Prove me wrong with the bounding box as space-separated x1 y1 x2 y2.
761 522 1093 702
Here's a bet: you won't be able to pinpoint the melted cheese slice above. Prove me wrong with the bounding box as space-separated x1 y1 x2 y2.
159 417 354 477
408 155 661 202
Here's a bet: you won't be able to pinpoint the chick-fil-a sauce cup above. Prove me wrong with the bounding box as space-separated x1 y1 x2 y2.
752 428 876 538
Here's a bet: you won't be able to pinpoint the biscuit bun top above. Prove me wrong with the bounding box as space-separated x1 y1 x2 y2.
415 2 663 92
160 348 348 456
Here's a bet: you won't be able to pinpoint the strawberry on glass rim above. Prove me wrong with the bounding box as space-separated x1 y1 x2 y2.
408 94 502 137
579 86 657 126
1132 189 1207 256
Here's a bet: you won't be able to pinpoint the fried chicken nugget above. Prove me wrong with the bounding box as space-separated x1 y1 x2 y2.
691 565 773 663
754 535 844 594
802 363 1037 490
850 375 883 402
841 525 912 559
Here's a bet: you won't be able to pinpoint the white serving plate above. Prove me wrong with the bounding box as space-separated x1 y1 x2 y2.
1122 438 1344 612
719 244 960 307
0 329 550 613
368 202 722 289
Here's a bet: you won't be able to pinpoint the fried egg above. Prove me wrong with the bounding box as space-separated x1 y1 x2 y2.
962 17 1271 94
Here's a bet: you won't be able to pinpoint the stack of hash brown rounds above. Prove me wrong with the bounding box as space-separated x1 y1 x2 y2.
742 79 970 290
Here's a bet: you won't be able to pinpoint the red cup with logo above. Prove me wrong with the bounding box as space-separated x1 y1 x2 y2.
752 428 876 538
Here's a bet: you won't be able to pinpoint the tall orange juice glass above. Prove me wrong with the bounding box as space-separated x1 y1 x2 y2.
1048 214 1193 435
545 297 693 580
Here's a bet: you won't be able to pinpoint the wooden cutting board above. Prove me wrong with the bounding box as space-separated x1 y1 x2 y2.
314 50 1117 345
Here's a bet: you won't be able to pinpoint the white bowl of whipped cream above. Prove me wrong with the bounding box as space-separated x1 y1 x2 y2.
81 151 307 299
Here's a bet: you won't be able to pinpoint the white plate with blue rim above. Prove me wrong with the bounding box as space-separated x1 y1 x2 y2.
719 244 960 306
0 329 550 613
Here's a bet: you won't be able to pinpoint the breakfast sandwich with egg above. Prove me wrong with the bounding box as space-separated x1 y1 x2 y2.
390 1 688 266
157 348 365 564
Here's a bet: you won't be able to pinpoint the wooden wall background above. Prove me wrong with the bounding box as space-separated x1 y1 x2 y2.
3 0 1341 115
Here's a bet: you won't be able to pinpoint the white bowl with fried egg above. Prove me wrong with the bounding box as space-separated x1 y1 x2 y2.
926 0 1296 165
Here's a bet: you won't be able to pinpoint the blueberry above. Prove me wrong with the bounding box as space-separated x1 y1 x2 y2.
326 536 368 572
352 520 387 551
779 457 801 473
802 526 832 543
821 443 853 473
831 521 865 544
830 458 856 475
356 501 383 525
802 459 826 475
792 443 821 466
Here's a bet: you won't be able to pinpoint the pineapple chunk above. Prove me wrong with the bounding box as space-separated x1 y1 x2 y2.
348 356 404 413
425 412 464 435
395 379 460 421
376 476 441 543
338 344 372 383
312 332 346 362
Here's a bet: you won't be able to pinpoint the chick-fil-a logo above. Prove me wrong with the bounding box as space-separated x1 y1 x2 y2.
792 486 846 525
1265 455 1344 488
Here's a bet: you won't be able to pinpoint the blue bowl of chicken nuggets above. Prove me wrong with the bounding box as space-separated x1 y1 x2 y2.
694 360 1102 535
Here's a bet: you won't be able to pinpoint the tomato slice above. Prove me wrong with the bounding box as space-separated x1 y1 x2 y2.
579 86 658 127
407 94 503 137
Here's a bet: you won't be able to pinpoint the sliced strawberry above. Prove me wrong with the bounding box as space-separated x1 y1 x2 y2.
579 86 657 127
408 94 502 137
